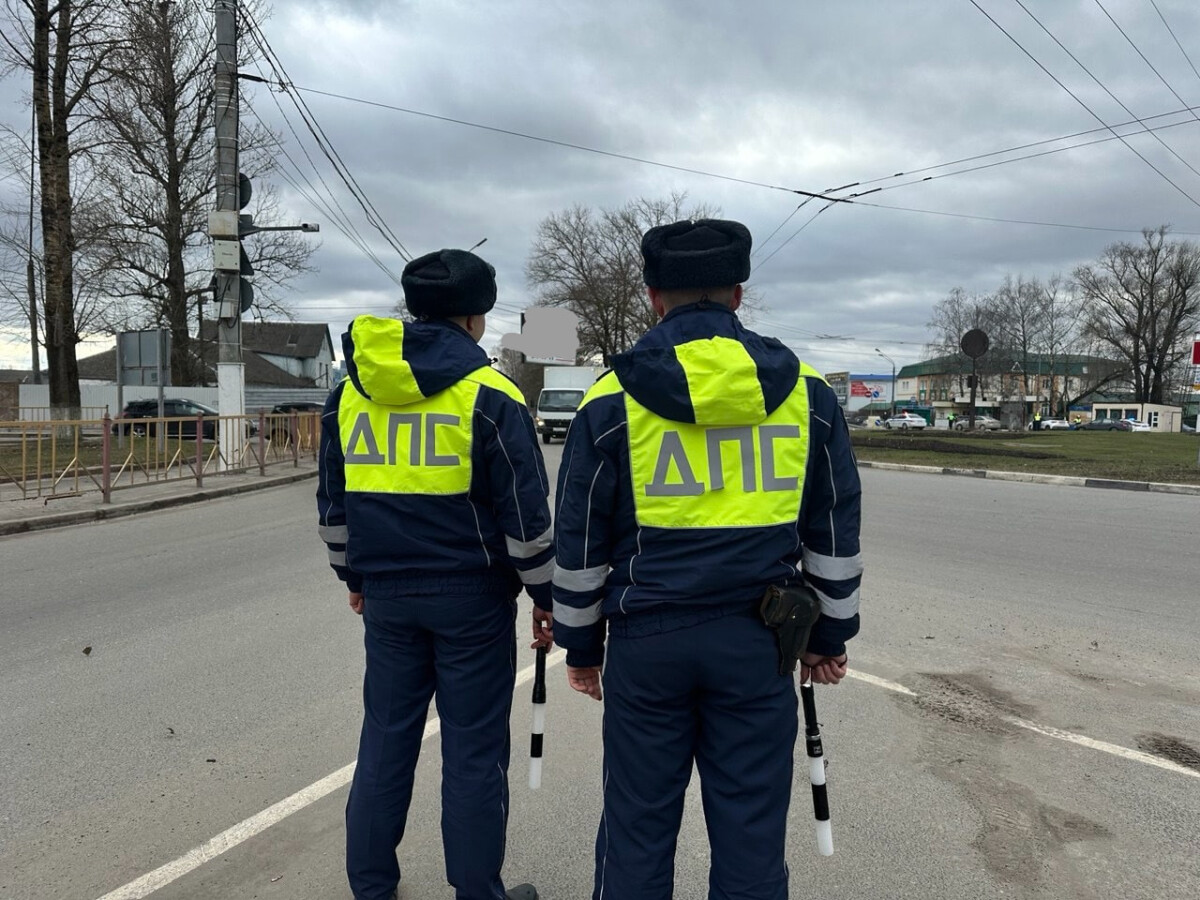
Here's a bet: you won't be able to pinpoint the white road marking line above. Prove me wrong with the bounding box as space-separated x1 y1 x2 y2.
845 669 916 695
95 648 567 900
99 651 1194 899
1003 717 1200 779
845 669 1200 781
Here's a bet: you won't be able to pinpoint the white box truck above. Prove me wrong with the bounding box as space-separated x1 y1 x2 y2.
535 366 603 444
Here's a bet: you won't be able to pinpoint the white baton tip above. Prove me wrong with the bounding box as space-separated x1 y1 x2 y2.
532 704 546 732
528 758 542 790
816 820 834 856
808 756 826 786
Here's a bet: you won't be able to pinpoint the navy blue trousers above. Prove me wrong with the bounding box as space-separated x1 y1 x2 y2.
595 606 798 900
346 577 517 900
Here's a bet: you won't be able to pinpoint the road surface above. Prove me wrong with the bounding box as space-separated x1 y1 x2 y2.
1 446 1197 899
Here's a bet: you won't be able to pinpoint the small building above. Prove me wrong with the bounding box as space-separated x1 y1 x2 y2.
1090 402 1184 432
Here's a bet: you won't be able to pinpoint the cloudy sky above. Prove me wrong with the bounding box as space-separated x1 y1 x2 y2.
4 0 1200 377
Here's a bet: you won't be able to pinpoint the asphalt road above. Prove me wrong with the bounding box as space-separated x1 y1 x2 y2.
1 445 1198 900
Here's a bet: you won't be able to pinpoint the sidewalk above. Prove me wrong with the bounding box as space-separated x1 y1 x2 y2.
0 462 319 537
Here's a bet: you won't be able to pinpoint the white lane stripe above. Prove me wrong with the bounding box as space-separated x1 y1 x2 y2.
1003 717 1200 780
845 669 1200 781
846 669 915 695
95 648 568 900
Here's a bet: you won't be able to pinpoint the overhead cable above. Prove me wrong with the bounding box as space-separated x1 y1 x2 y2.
1094 0 1200 126
1011 0 1200 181
241 10 414 263
970 0 1200 209
1149 0 1200 90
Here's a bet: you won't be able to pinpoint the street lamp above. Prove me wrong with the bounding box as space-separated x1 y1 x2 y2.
875 348 896 418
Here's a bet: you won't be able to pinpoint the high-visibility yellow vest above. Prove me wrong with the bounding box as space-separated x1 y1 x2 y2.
338 364 523 496
584 336 820 529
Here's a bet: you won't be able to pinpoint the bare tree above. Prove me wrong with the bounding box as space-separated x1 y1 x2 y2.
526 194 718 362
1 0 120 411
1074 227 1200 404
89 0 314 385
924 286 999 393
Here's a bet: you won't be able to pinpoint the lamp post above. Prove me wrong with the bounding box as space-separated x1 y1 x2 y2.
875 348 896 418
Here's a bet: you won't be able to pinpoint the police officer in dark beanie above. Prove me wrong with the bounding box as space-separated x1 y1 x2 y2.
318 248 551 900
552 220 863 899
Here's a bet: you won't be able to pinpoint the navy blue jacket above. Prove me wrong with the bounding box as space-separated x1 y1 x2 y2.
317 316 554 608
552 303 862 666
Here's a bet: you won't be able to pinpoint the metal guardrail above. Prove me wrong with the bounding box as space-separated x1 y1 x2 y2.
0 411 320 503
12 405 110 422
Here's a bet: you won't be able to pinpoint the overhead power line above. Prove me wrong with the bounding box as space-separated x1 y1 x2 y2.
290 84 852 206
1150 0 1200 90
1094 0 1200 128
290 78 1200 245
839 104 1200 191
753 201 838 273
241 10 414 263
970 0 1200 209
241 92 405 288
1009 0 1200 181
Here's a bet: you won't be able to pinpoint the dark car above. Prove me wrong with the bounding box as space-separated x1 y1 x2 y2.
268 400 325 444
271 400 326 415
113 398 256 439
1076 419 1131 431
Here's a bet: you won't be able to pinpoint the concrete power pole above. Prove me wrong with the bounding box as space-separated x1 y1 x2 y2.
213 0 244 466
28 103 41 384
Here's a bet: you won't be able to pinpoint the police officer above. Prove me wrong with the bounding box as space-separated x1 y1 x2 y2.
318 249 550 900
1033 410 1043 430
552 220 863 899
948 411 957 430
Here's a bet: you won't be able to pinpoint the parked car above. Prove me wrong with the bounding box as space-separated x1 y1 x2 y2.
271 400 325 415
113 398 256 439
1076 418 1128 431
1124 419 1152 432
953 414 1001 431
1028 418 1070 430
268 400 325 443
883 412 927 430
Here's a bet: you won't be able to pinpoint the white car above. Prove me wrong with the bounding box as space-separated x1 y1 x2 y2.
883 412 927 430
1029 418 1071 430
1124 419 1152 432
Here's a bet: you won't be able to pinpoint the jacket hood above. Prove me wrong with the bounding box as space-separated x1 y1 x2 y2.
342 315 488 406
610 303 799 425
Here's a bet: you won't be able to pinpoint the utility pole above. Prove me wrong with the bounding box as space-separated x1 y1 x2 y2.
213 0 243 467
27 103 40 384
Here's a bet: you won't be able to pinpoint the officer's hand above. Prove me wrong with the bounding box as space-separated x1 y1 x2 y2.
567 665 603 701
800 652 848 685
531 607 554 649
348 592 364 615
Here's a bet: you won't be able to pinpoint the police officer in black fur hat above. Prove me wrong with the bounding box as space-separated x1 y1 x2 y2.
552 220 863 899
319 248 550 900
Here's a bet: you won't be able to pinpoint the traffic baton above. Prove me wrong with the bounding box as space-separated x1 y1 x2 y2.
800 675 834 856
528 646 547 789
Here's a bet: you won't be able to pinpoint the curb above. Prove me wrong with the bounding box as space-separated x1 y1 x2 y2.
856 460 1200 496
0 469 318 537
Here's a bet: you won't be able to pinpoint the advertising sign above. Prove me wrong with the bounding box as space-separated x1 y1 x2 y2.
850 381 872 397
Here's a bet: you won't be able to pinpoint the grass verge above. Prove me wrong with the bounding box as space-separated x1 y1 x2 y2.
850 430 1200 485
